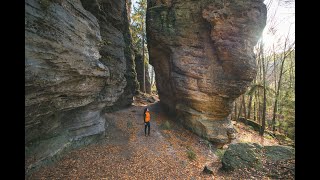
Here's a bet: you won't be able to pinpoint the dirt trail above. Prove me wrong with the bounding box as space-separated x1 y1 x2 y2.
28 95 280 179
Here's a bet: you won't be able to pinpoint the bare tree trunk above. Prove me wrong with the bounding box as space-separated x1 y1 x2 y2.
278 97 284 133
142 22 146 93
234 101 237 121
272 49 286 132
272 102 279 132
273 44 277 94
257 47 262 126
260 41 267 136
150 65 154 88
271 30 294 132
290 53 294 89
247 78 255 120
242 95 247 119
257 85 261 125
247 94 253 119
237 98 243 122
253 101 256 121
271 44 277 130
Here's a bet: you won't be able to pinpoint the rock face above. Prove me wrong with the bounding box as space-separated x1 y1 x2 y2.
146 0 267 145
222 143 295 171
25 0 138 173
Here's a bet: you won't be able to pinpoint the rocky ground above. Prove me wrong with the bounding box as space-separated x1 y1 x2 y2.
28 93 294 179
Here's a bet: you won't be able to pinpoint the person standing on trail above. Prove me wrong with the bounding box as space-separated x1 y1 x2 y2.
143 108 151 136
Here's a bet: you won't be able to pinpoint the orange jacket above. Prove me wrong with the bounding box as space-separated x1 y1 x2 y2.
144 111 150 122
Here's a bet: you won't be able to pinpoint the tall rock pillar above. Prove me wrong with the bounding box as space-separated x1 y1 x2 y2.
146 0 266 145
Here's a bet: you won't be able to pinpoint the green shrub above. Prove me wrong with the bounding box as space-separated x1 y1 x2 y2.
127 121 133 129
238 139 248 143
160 121 171 130
186 148 197 161
264 134 273 140
203 140 212 149
215 149 226 160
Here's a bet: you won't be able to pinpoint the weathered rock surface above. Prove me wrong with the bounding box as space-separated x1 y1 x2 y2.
238 117 262 132
146 0 267 145
222 143 295 171
264 145 295 162
222 143 263 171
25 0 138 174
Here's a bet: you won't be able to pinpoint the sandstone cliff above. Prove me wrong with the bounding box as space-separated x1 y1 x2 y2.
25 0 137 173
146 0 266 145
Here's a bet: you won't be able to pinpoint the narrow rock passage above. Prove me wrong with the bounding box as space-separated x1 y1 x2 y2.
28 94 280 179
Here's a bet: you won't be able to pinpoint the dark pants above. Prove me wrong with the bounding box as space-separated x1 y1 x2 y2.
145 122 150 136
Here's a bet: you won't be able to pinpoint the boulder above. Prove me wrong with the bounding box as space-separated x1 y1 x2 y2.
222 143 263 171
264 145 295 162
221 143 295 171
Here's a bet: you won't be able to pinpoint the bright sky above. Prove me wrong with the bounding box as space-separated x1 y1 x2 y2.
131 0 138 10
262 0 295 52
131 0 295 52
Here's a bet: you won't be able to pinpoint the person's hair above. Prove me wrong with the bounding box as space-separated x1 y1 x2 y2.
143 108 148 115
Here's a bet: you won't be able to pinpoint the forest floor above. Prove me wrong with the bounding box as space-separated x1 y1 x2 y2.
28 93 294 179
